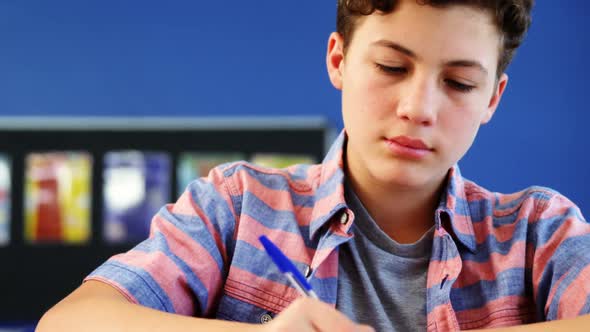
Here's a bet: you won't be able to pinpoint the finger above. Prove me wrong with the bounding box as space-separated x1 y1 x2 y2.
356 324 376 332
296 298 358 332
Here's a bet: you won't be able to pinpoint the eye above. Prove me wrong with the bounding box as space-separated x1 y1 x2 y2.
445 79 475 93
375 63 407 75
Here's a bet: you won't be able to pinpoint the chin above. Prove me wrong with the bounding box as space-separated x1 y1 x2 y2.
373 165 431 189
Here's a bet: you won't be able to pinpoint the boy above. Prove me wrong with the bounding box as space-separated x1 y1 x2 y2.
38 0 590 331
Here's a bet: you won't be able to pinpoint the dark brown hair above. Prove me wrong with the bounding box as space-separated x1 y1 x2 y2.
337 0 534 77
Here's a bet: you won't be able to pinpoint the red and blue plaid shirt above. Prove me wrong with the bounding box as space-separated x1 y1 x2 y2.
87 131 590 330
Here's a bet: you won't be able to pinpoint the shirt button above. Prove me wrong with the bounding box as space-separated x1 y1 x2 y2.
260 313 273 324
340 212 349 225
304 265 312 278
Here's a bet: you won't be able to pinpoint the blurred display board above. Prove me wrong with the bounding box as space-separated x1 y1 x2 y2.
0 116 334 322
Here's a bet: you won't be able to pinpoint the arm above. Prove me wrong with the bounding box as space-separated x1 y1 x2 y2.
479 314 590 331
478 191 590 332
36 280 260 332
36 280 374 332
36 168 255 331
529 193 590 321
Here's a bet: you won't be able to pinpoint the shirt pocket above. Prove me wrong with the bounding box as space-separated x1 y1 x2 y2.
214 273 299 324
215 293 278 324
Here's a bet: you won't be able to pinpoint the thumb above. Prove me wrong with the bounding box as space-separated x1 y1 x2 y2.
356 324 375 332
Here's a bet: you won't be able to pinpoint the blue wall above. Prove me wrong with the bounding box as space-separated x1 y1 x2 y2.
0 1 588 215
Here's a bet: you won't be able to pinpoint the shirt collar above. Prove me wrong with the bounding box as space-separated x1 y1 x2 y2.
309 130 348 239
309 130 477 253
436 165 477 253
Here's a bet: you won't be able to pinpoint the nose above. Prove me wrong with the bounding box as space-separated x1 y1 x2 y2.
396 74 439 126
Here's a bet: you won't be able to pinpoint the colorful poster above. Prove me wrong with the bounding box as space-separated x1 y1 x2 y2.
103 151 171 244
250 153 316 168
24 152 92 244
0 155 10 246
177 152 244 195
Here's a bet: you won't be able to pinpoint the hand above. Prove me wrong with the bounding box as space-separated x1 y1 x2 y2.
261 297 375 332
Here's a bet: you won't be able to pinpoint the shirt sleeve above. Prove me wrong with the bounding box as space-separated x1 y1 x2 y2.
85 164 239 317
530 191 590 320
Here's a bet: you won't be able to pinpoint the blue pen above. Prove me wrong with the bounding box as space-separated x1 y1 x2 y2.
259 235 319 299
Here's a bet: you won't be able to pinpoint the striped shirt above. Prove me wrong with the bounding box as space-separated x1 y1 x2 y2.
87 131 590 330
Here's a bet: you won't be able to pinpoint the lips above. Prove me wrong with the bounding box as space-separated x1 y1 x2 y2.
388 136 431 150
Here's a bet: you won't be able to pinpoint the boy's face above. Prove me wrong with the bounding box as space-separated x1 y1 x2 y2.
327 0 507 191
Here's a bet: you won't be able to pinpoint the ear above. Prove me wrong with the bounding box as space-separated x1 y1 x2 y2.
481 73 508 124
326 32 345 90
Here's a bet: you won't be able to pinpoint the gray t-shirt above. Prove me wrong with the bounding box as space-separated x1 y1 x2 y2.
336 183 434 332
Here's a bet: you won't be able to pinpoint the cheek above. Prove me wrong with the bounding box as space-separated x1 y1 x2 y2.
360 79 395 120
440 110 482 150
343 74 390 119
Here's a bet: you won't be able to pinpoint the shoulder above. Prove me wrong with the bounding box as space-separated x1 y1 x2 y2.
177 160 326 227
465 180 583 221
205 160 324 196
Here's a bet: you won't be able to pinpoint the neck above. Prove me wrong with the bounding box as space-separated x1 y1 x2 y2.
346 169 446 244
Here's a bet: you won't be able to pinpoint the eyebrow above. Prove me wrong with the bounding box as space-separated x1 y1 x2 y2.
373 40 417 58
372 39 489 76
446 60 488 76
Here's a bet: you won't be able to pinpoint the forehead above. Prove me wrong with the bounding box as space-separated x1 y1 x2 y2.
349 1 501 69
